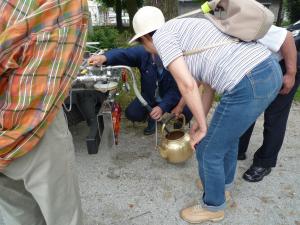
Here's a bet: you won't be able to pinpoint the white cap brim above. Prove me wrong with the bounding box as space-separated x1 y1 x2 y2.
128 28 158 44
128 34 141 44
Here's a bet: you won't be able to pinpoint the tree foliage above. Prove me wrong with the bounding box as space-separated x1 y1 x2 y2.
192 0 207 4
96 0 143 29
98 0 113 7
284 0 300 23
98 0 143 8
144 0 178 20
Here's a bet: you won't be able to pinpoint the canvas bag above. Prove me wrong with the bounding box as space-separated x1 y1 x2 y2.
177 0 275 42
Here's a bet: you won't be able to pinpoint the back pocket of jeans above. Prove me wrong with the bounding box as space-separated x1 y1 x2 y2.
248 63 277 99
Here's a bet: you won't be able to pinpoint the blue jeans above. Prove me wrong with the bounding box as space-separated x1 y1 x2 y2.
196 56 282 211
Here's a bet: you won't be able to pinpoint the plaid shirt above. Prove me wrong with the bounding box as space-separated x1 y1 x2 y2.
0 0 89 170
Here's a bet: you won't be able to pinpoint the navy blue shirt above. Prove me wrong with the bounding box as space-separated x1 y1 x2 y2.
104 46 181 113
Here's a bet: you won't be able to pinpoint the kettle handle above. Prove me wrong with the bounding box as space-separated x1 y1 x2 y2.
161 114 186 137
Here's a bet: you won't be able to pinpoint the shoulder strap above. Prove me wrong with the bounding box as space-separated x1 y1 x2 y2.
183 39 240 56
176 0 220 19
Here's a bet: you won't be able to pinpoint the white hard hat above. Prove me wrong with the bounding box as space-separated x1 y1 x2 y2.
129 6 165 44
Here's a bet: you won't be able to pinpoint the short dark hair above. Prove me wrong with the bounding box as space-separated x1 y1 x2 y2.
149 31 156 37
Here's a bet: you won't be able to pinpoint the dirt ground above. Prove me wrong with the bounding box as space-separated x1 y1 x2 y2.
0 103 299 225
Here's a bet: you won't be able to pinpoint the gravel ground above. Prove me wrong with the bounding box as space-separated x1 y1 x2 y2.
76 103 300 225
1 103 300 225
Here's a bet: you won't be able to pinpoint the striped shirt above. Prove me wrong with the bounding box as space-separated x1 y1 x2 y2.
0 0 89 170
153 18 271 94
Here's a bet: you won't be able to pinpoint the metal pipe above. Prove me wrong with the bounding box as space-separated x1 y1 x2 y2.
103 65 152 112
75 75 107 82
73 65 152 112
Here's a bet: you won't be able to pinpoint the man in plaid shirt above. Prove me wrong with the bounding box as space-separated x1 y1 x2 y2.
0 0 89 224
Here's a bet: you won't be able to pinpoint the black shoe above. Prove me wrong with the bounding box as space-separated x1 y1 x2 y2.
237 153 246 160
243 165 271 182
143 120 155 135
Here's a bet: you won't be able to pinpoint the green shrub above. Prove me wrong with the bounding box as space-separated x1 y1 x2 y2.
284 0 300 23
281 20 291 27
87 26 133 50
115 68 141 109
294 88 300 102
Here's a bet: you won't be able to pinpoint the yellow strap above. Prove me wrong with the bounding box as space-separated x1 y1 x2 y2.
201 2 212 14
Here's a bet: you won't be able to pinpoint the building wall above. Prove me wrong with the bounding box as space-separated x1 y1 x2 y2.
87 0 129 26
88 0 101 26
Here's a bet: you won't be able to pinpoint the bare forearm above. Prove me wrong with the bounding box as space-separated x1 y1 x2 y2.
176 82 203 111
281 31 297 76
168 57 207 132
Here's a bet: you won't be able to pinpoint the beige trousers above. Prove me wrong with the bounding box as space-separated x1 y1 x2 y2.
0 110 83 225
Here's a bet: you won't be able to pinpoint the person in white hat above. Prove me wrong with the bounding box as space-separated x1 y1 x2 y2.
130 6 284 223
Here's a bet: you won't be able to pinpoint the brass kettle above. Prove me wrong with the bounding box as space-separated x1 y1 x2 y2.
158 114 193 163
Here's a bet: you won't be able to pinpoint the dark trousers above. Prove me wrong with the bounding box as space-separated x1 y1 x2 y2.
125 97 193 123
125 98 150 122
239 72 300 167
